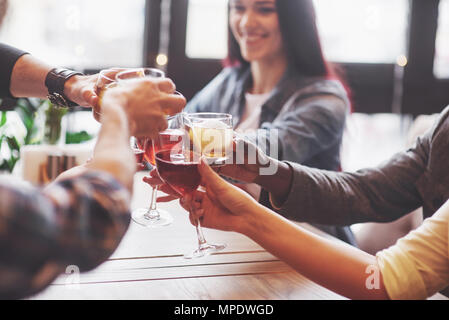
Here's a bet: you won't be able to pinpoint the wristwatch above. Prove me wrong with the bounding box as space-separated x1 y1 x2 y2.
45 68 84 108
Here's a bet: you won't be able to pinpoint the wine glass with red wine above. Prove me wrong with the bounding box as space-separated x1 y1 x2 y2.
133 114 185 227
155 130 226 259
94 68 127 119
116 67 175 227
131 136 145 165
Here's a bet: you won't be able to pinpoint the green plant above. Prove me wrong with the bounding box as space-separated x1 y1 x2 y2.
66 130 93 144
0 98 93 173
0 98 40 172
41 99 68 145
0 110 20 172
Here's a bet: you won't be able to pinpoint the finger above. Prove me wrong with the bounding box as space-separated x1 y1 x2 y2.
180 194 192 212
192 190 205 203
156 195 179 202
194 209 205 223
82 89 97 107
155 78 176 93
158 184 179 196
89 96 99 108
198 157 231 194
92 109 101 122
179 197 190 212
134 116 168 139
159 94 186 115
188 212 197 227
149 169 161 179
142 175 164 186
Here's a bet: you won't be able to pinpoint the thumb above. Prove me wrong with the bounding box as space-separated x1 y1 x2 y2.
198 157 230 194
84 89 98 107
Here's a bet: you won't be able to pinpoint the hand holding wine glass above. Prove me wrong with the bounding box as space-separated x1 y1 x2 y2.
180 157 263 234
154 135 226 258
102 76 185 139
93 68 125 121
184 113 233 166
143 136 273 200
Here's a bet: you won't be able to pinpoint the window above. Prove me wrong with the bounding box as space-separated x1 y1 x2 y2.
183 0 409 63
185 0 228 59
0 0 145 70
313 0 410 63
434 0 449 78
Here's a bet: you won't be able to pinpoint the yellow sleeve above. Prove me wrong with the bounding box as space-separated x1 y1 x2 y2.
376 200 449 300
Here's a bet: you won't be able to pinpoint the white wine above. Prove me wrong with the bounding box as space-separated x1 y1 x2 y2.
186 119 233 160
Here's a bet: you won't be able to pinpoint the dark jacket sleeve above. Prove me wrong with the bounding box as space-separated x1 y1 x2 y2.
0 43 28 98
273 124 433 226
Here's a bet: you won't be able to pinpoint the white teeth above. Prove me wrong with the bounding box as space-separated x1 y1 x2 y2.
244 35 263 42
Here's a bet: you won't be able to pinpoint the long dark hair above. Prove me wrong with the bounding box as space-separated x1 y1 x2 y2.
226 0 336 79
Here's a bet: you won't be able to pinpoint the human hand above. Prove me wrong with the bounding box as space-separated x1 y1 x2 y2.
181 157 262 233
64 74 99 108
101 77 186 139
217 137 275 184
91 68 126 121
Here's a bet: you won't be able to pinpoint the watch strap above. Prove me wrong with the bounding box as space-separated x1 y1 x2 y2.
45 68 83 108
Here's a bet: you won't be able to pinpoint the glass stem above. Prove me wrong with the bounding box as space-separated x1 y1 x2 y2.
145 185 160 219
196 221 207 247
191 203 207 247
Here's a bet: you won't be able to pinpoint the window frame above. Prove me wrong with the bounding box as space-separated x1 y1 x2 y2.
401 0 449 115
160 0 449 116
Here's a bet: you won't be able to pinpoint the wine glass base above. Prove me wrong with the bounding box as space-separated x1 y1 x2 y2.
183 243 226 259
132 207 173 227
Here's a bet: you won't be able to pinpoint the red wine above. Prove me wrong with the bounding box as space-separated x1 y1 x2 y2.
156 129 184 152
143 139 156 165
133 148 145 164
143 129 185 166
155 150 200 196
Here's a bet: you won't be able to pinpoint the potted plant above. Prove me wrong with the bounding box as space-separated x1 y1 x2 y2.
0 98 93 174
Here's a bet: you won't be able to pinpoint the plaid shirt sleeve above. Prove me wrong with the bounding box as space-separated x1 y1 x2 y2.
0 170 131 299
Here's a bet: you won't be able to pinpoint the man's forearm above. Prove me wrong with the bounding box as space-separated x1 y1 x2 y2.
255 159 293 206
9 54 52 99
87 104 135 192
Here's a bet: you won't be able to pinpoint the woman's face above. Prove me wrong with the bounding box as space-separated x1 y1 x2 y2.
229 0 285 63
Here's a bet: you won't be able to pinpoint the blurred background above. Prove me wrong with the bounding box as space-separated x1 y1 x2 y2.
1 0 448 254
1 0 448 170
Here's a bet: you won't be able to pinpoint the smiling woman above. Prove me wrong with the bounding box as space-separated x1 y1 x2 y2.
166 0 357 245
229 0 286 74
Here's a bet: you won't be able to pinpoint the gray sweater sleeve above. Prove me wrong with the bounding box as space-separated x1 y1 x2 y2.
275 128 432 226
0 43 28 98
244 92 347 163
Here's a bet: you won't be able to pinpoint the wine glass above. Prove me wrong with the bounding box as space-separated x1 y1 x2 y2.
131 136 145 166
154 120 226 259
94 68 126 119
183 113 233 166
116 67 174 227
